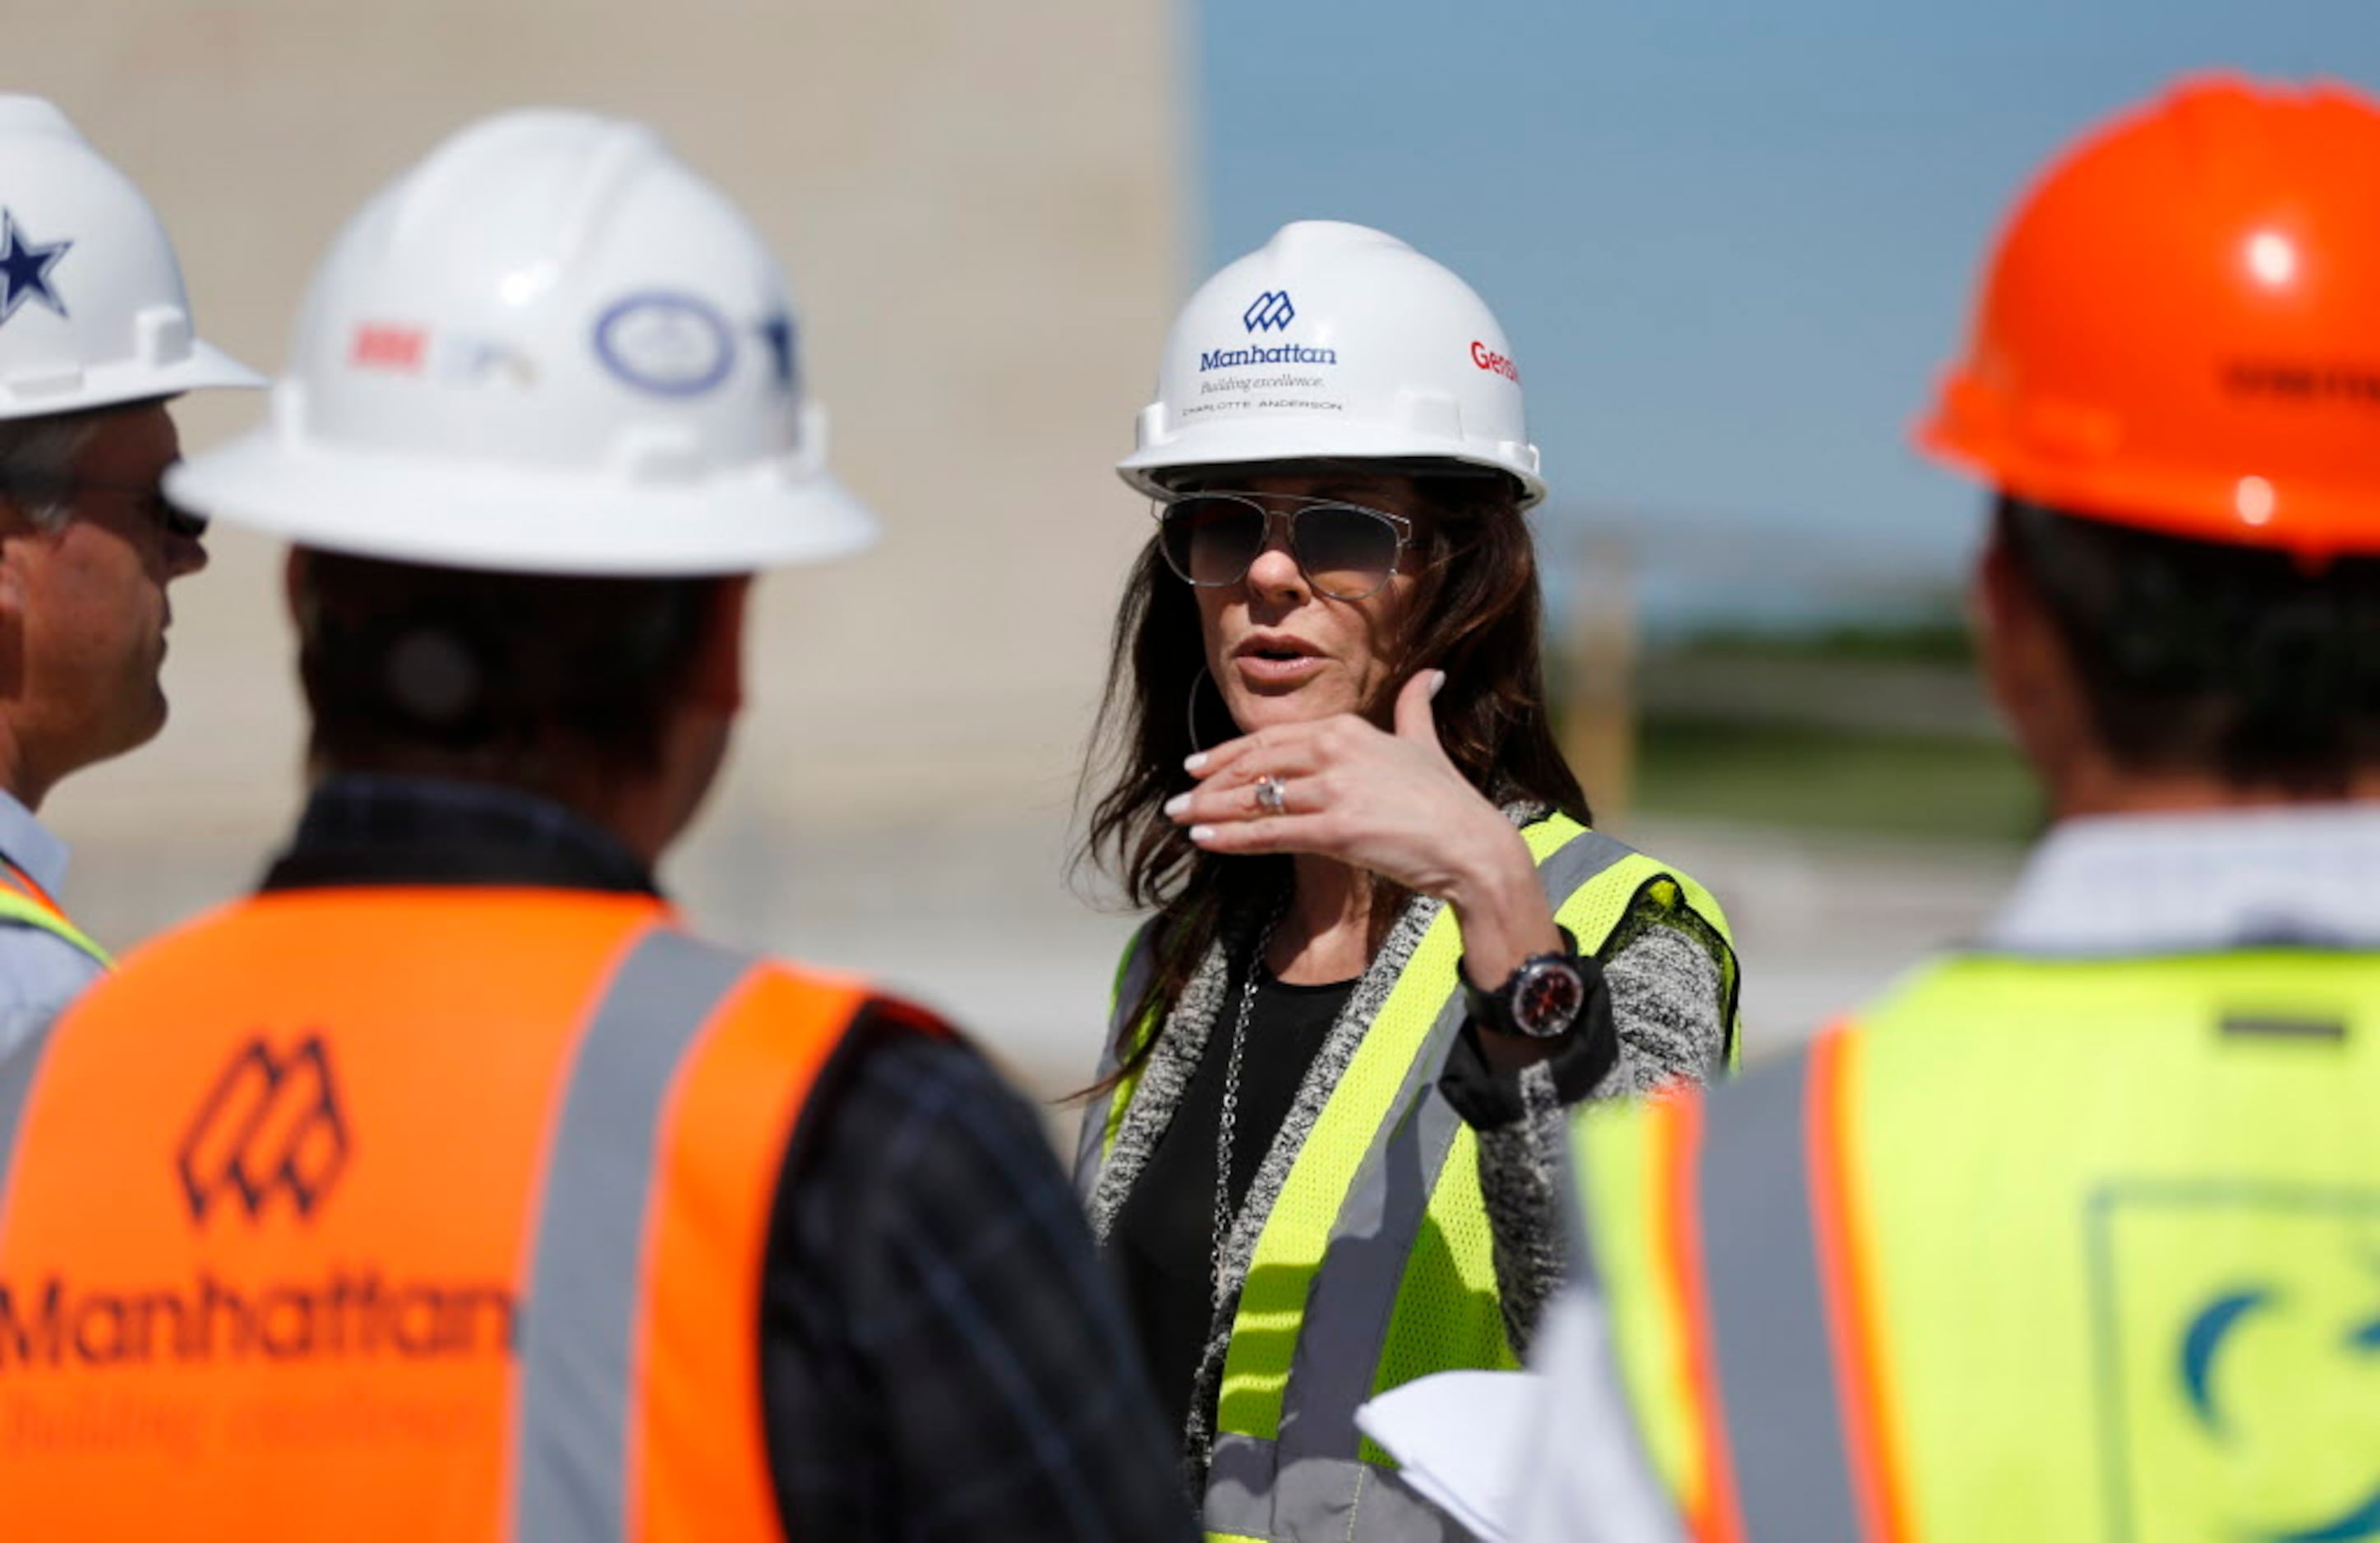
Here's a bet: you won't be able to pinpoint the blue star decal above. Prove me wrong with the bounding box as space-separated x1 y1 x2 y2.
0 210 71 328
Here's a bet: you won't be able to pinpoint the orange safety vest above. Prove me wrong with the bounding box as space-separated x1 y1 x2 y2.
0 885 900 1541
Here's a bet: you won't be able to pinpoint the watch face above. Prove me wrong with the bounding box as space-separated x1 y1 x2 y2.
1513 958 1586 1037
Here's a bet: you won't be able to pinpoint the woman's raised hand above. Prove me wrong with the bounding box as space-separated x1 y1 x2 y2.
1164 670 1562 983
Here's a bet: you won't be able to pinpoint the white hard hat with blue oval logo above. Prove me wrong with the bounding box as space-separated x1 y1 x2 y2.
168 109 876 576
1117 220 1544 508
0 96 263 419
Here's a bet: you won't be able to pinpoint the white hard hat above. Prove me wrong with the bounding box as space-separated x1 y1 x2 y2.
168 109 876 577
0 96 262 419
1117 220 1544 508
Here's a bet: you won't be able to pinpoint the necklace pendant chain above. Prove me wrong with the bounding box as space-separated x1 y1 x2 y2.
1212 895 1287 1309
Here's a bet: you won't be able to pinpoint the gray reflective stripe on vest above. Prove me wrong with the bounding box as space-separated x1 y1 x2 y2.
1277 999 1470 1480
1208 1434 1456 1542
1077 923 1160 1195
1695 1046 1862 1536
1242 825 1642 1534
512 927 759 1543
1538 827 1641 917
0 1014 59 1229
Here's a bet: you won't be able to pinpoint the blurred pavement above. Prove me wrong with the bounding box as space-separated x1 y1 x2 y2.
53 727 2027 1114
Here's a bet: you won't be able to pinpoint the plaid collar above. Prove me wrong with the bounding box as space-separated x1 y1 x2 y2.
261 772 660 896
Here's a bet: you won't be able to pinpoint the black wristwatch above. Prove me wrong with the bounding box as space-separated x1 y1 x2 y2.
1461 930 1593 1039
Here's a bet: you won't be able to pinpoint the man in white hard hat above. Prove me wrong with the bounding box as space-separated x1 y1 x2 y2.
0 111 1190 1540
0 96 260 1049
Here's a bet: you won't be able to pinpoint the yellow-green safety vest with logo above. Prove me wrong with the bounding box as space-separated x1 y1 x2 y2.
1573 948 2380 1543
1079 813 1741 1542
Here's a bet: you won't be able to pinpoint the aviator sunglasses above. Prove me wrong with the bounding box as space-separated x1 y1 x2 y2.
1154 491 1415 601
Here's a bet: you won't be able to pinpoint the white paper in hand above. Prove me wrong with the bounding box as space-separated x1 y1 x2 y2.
1357 1290 1684 1543
1355 1370 1538 1542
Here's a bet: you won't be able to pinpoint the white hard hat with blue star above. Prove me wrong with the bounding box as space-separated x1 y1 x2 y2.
0 95 262 419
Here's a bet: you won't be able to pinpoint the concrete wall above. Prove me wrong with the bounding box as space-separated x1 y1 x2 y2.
29 1 1184 1012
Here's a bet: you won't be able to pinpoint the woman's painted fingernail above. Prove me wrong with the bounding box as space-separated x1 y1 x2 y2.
1189 825 1216 845
1184 752 1209 772
1428 669 1447 699
1164 794 1192 818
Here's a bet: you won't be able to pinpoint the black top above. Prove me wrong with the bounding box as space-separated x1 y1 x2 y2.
265 773 1195 1541
1105 952 1357 1445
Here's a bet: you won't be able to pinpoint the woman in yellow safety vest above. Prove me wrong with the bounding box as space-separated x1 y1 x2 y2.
1072 219 1742 1542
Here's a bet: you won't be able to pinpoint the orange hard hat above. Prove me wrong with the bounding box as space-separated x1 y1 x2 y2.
1917 76 2380 556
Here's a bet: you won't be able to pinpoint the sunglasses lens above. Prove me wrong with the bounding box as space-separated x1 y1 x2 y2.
1293 504 1401 598
1160 496 1266 587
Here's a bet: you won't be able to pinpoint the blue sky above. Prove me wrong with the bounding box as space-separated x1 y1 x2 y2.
1193 2 2380 624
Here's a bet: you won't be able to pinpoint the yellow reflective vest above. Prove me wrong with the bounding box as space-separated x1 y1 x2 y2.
1573 947 2380 1541
1079 813 1740 1542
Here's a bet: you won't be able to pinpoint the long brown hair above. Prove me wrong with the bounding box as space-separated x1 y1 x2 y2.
1075 466 1589 1086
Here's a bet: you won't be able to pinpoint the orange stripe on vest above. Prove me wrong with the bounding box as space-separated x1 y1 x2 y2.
1650 1092 1748 1543
1808 1020 1912 1543
631 965 869 1539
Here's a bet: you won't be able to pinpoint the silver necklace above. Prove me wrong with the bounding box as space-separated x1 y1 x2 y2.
1212 897 1286 1308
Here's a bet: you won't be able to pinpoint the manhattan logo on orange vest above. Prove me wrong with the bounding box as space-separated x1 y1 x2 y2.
175 1035 351 1225
0 1034 519 1371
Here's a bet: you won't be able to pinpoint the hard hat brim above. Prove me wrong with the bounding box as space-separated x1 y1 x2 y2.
0 339 265 421
166 430 879 577
1119 417 1546 509
1916 371 2380 557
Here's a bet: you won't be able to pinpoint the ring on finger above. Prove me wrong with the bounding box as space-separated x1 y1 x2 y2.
1254 775 1289 817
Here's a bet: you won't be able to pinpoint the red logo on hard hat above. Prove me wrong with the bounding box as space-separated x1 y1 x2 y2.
351 324 428 374
1470 341 1520 383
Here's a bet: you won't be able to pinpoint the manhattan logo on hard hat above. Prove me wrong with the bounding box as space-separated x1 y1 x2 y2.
594 290 736 397
1202 290 1339 375
0 210 71 328
1243 291 1296 333
175 1034 352 1225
